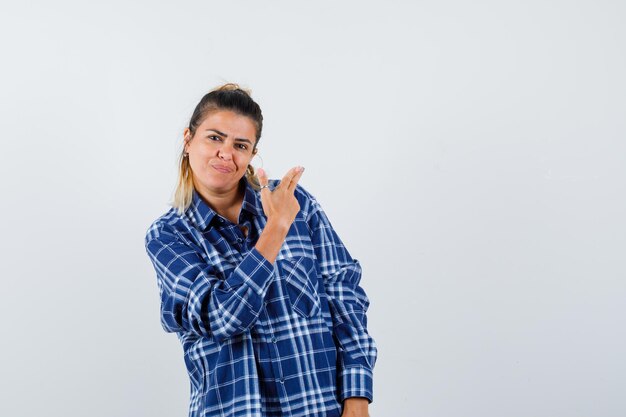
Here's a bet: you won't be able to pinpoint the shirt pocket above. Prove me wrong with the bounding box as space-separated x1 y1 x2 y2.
280 256 321 319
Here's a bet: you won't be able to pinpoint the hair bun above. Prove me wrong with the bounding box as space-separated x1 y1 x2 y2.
216 82 252 95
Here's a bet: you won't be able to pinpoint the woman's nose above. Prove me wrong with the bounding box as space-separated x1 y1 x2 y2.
218 147 232 161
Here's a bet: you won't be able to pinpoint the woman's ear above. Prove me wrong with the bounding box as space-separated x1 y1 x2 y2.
183 132 192 153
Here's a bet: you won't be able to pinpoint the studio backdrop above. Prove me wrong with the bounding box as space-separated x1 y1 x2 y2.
1 1 625 416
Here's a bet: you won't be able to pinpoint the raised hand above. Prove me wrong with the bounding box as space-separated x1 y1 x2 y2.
253 166 304 264
256 166 304 230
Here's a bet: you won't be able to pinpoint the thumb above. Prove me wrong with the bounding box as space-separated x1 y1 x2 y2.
257 167 268 186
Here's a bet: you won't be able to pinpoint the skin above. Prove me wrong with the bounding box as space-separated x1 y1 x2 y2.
341 397 370 417
183 109 369 417
183 109 259 224
183 109 303 264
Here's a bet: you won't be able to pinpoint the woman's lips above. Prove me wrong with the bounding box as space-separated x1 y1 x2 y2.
212 164 234 173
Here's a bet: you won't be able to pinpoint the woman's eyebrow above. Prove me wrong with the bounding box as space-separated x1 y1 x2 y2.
205 129 252 144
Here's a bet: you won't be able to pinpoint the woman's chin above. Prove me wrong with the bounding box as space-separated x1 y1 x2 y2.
200 176 241 193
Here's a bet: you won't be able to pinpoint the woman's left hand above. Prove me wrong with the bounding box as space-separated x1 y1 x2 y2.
341 398 370 417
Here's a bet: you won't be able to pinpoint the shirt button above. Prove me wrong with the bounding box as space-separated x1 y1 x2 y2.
279 378 285 384
237 237 243 243
272 337 277 343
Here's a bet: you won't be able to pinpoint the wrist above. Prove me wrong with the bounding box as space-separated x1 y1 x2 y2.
255 217 291 264
343 397 369 410
265 216 291 234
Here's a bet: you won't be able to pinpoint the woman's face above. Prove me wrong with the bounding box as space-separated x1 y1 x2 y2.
184 109 257 196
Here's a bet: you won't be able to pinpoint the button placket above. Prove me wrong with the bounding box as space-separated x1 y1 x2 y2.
264 319 288 404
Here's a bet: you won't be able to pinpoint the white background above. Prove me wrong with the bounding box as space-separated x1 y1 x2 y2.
1 1 625 416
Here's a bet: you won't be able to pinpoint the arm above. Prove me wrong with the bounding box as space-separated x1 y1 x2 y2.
145 227 276 343
145 167 305 342
303 188 378 404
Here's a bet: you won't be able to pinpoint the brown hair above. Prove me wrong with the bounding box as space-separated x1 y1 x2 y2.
171 83 263 215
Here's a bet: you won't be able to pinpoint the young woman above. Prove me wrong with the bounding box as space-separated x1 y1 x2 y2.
145 83 377 417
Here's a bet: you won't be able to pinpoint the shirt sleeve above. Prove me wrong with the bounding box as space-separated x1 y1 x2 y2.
145 226 274 343
302 188 378 404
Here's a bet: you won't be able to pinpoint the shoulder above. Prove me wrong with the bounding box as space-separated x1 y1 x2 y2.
144 207 185 246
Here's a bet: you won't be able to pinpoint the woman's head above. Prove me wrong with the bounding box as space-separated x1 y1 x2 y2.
186 83 263 146
172 83 263 215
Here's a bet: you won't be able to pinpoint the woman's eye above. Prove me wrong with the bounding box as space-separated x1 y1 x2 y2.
237 144 248 150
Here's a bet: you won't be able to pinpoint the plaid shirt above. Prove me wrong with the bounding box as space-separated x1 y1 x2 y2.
144 177 377 417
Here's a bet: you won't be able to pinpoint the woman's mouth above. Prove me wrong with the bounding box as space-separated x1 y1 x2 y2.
212 164 234 174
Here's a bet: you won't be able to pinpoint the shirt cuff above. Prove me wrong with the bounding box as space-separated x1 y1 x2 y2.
338 365 374 403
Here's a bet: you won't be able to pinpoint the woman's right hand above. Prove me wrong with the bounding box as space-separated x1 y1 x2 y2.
256 166 304 230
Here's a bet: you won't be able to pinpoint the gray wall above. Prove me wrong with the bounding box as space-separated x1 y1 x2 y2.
1 1 624 416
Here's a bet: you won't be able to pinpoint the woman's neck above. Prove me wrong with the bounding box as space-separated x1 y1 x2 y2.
197 180 245 224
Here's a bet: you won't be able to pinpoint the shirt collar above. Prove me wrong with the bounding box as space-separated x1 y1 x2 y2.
186 177 264 231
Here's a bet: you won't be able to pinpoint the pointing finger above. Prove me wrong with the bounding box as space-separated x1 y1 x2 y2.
287 166 305 192
280 166 303 190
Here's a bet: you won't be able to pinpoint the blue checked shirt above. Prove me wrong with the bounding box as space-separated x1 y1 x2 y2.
144 177 377 417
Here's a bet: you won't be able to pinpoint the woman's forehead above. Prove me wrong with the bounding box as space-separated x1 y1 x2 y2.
199 110 257 136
